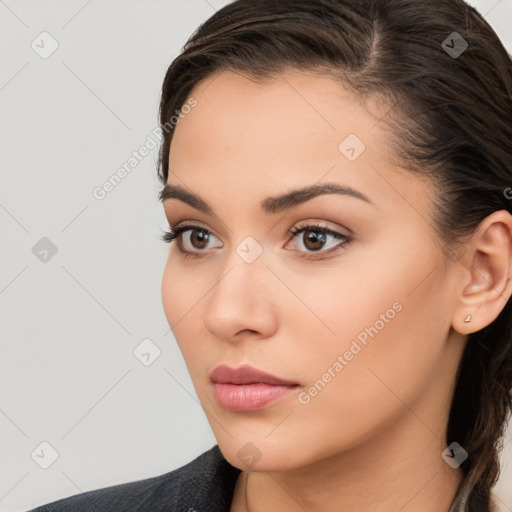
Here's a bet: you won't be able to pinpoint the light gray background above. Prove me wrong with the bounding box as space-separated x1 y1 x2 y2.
1 1 511 511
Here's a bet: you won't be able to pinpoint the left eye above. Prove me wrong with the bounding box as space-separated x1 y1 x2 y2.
286 224 351 256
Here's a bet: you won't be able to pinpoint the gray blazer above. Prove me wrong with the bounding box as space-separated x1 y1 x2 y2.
27 445 241 512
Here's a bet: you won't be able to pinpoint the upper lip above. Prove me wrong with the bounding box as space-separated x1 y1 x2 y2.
210 364 298 386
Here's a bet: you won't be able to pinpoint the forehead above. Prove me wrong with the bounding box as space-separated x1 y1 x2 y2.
166 69 433 221
171 69 369 141
169 70 376 172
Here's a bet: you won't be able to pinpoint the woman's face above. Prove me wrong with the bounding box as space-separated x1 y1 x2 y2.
161 70 465 471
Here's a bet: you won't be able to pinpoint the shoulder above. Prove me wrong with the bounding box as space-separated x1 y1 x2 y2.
27 444 241 512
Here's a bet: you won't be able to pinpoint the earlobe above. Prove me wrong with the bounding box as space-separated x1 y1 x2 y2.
451 210 512 335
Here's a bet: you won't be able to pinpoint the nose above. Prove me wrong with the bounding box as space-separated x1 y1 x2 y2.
202 254 279 343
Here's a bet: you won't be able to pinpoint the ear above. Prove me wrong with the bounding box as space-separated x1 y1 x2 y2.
451 210 512 335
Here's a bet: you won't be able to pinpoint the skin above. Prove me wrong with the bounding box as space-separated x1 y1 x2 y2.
160 69 512 512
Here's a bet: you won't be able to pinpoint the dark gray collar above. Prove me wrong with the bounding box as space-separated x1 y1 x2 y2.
173 444 242 511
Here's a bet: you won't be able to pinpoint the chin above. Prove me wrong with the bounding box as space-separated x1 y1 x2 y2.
216 436 313 472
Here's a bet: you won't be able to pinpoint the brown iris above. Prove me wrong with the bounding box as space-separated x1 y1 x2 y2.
302 230 327 251
190 229 210 249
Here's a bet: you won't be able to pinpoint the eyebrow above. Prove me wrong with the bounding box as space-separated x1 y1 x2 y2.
159 182 372 215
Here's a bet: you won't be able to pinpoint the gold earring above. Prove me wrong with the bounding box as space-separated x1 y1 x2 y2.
464 314 472 323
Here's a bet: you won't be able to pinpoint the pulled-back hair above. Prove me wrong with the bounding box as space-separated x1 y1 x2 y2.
157 1 512 508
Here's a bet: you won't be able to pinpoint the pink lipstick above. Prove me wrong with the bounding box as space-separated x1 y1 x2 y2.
209 364 299 411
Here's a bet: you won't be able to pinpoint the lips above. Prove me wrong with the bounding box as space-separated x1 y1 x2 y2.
210 364 300 411
209 364 299 386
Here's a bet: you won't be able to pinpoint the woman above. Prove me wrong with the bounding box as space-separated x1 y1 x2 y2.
29 0 512 510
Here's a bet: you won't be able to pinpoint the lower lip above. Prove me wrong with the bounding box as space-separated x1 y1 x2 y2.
213 382 299 411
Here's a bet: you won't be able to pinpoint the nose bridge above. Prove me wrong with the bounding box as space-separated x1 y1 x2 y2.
212 236 268 307
202 235 276 337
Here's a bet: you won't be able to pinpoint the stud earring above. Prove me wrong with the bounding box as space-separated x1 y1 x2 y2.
464 314 472 323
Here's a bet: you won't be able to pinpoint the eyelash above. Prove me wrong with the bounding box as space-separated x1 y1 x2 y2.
160 222 353 260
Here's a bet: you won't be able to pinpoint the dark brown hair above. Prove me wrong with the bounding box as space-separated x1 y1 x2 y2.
157 0 512 509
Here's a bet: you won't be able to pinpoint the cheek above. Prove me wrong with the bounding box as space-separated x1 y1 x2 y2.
283 247 448 442
161 256 205 327
292 300 443 457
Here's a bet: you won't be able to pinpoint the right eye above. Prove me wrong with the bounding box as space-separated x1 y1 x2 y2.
160 224 223 255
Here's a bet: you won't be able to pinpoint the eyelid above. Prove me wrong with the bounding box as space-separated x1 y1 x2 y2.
288 219 353 238
171 219 213 231
169 218 351 239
